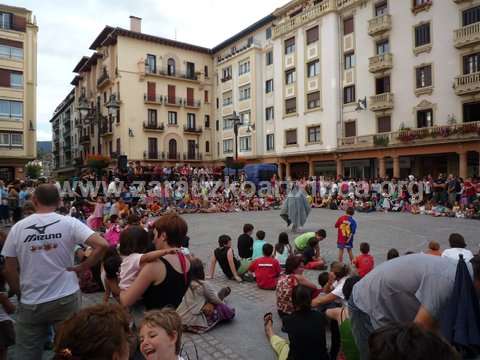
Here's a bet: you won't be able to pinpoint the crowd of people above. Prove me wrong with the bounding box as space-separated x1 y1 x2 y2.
0 182 479 360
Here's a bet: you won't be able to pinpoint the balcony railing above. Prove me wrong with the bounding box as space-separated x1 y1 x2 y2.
79 135 91 144
368 14 392 36
221 75 232 83
185 152 203 161
165 96 184 107
369 93 394 111
144 94 163 104
338 121 480 149
454 72 480 95
454 22 480 48
336 0 363 10
273 0 335 39
183 125 203 133
146 67 199 81
143 122 165 131
100 120 113 136
184 99 201 108
368 53 393 73
97 70 110 88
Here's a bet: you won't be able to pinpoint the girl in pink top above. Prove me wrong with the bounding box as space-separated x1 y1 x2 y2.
86 196 105 231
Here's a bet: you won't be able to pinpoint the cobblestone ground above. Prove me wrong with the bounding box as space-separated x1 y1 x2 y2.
6 208 479 359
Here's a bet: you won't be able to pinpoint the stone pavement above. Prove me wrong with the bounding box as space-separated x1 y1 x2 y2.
8 208 480 359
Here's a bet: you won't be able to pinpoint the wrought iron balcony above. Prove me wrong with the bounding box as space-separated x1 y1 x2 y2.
368 53 393 73
454 22 480 48
97 69 110 88
369 93 394 111
143 122 165 131
165 96 183 107
185 152 203 161
368 15 392 36
147 66 199 82
454 72 480 95
183 125 203 133
184 99 201 108
144 94 163 104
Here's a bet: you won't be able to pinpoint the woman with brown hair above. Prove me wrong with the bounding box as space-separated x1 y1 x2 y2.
120 213 191 310
53 304 131 360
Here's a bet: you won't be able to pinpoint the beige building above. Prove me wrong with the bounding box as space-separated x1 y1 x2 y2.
55 0 480 179
0 4 37 182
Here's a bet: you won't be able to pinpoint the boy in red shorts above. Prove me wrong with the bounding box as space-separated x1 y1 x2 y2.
335 207 357 263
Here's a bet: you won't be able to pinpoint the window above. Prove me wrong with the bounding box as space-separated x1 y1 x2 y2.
344 18 354 35
307 92 321 109
285 98 296 114
376 76 390 94
266 79 274 93
187 113 196 129
306 26 319 45
239 136 252 151
0 100 22 119
345 122 356 137
186 62 196 79
266 51 273 66
0 43 23 60
266 134 275 151
168 111 177 125
0 13 11 30
417 109 433 128
0 132 22 147
148 138 158 158
216 119 219 131
239 60 250 75
377 116 391 133
167 58 176 76
344 52 355 69
343 86 356 104
376 40 389 55
116 138 121 154
223 117 234 129
266 106 274 121
223 139 233 153
285 69 296 84
463 6 480 26
204 65 209 78
205 141 210 153
239 86 251 101
204 115 210 128
463 53 480 74
146 54 156 73
285 129 297 145
240 111 250 125
266 27 272 40
147 109 157 126
10 72 22 88
375 1 388 16
222 66 232 81
415 23 431 47
308 126 321 143
307 60 320 78
223 91 232 106
0 133 8 146
204 90 209 103
285 37 295 54
416 65 432 88
463 102 480 123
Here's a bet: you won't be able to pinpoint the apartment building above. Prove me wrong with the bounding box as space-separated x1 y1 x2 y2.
55 0 480 179
50 89 77 177
0 4 37 182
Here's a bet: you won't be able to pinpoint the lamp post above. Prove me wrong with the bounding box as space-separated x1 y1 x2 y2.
226 111 255 179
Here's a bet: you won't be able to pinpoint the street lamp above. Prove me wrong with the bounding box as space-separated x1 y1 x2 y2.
106 93 120 116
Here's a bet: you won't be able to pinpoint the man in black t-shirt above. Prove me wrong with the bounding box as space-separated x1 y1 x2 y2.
433 173 447 205
237 223 254 259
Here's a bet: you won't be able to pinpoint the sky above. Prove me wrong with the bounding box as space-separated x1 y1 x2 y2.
10 0 286 141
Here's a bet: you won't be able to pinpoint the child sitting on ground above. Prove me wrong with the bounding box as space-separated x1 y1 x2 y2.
208 235 243 282
335 207 357 263
274 232 293 268
352 242 374 278
252 230 267 260
303 237 326 270
248 244 281 290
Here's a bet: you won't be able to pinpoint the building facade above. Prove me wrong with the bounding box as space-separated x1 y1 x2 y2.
0 5 37 182
54 0 480 179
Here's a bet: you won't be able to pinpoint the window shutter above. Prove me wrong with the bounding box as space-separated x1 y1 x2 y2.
344 18 354 34
204 90 208 103
0 38 22 48
306 26 319 44
187 88 194 106
147 82 156 101
12 15 26 32
168 85 176 103
377 116 391 133
0 69 10 87
345 122 356 137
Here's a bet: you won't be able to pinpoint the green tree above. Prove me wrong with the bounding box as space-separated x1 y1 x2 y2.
25 162 42 179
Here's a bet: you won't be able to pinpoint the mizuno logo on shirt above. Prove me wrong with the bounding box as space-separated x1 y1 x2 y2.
24 220 60 234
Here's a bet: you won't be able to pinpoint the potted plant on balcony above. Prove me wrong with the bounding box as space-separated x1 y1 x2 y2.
373 134 390 147
86 154 111 178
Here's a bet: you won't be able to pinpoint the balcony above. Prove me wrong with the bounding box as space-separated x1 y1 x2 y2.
100 120 113 137
369 93 394 111
411 0 432 14
221 75 232 83
79 135 91 144
368 53 393 73
368 15 392 36
273 0 335 39
336 0 364 10
146 67 199 82
184 99 201 109
454 22 480 48
97 69 111 88
454 72 480 95
144 151 160 160
143 122 165 132
183 125 203 134
144 94 163 105
184 152 203 161
165 96 183 107
338 121 480 149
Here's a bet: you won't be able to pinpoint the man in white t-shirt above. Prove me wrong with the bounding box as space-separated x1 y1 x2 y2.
1 184 108 359
441 233 474 262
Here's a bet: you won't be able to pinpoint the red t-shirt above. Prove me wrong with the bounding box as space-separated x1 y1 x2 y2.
248 256 281 290
464 181 476 197
353 254 374 277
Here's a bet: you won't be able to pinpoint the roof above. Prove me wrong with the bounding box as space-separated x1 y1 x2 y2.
72 56 90 73
50 89 75 122
78 52 102 72
89 26 212 54
70 75 82 86
211 14 275 53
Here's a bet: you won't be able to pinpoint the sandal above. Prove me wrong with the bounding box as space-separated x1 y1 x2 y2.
263 312 273 327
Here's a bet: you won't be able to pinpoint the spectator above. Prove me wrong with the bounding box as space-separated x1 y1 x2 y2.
252 230 267 260
441 233 473 262
312 262 351 307
426 240 442 256
208 235 243 282
352 242 374 277
248 244 281 290
53 304 131 360
274 232 293 268
237 223 254 260
293 229 326 253
335 207 357 263
1 184 108 359
386 248 399 260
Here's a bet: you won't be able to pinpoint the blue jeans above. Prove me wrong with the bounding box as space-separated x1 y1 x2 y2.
348 296 374 360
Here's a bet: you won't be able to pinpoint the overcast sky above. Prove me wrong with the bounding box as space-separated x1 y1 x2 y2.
11 0 286 141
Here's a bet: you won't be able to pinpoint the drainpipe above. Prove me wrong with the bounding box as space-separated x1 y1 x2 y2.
337 12 344 155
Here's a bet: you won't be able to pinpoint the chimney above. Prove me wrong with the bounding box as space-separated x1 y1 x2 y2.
129 16 142 33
